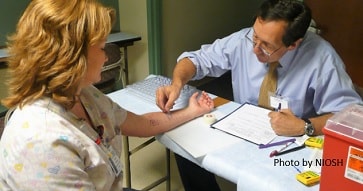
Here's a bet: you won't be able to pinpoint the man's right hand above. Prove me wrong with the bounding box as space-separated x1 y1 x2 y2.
156 85 182 113
156 57 197 112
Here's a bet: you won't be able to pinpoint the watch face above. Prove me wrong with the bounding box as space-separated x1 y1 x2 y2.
306 124 314 136
303 118 314 136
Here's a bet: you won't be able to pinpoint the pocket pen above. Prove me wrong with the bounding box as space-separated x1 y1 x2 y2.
276 102 281 112
259 138 296 149
274 145 306 156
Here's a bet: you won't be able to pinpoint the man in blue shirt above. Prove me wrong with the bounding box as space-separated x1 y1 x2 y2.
156 0 363 190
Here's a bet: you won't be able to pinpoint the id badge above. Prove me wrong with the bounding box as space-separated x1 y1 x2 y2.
269 94 288 110
107 145 122 177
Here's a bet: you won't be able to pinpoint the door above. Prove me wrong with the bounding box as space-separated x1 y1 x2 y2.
305 0 363 86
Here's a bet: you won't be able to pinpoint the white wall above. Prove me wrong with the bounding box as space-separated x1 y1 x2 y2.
1 0 264 101
161 0 263 77
118 0 149 84
118 0 263 82
0 66 8 100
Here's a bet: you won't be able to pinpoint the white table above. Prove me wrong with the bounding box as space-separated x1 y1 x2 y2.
107 88 320 191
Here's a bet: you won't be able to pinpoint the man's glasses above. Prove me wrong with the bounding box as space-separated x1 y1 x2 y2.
246 29 283 59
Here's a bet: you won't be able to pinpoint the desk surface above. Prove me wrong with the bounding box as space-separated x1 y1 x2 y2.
107 88 320 191
107 32 141 46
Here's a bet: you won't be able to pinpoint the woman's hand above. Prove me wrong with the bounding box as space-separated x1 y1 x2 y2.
187 91 214 116
122 91 214 137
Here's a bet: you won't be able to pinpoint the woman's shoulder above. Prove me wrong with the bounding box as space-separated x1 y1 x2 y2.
3 101 92 147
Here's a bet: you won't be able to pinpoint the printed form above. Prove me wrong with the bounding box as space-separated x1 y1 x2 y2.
211 103 277 145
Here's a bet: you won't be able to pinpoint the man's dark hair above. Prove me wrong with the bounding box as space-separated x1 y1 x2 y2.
255 0 312 46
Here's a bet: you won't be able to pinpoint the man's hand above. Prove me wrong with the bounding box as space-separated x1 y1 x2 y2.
268 109 305 136
156 85 181 112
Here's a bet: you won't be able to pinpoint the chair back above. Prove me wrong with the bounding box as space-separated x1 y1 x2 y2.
0 110 6 138
94 43 122 93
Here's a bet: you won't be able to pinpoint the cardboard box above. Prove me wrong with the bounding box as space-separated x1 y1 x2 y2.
320 104 363 191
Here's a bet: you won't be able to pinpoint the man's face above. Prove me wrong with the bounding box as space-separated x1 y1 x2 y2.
252 17 287 63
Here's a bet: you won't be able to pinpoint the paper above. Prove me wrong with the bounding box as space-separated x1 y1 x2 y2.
211 103 277 145
164 110 241 158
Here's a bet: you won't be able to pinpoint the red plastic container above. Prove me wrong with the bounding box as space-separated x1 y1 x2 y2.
320 104 363 191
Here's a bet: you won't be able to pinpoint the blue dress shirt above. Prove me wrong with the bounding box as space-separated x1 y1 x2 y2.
178 27 362 118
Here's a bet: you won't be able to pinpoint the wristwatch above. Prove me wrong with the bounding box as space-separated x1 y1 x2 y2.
302 118 314 136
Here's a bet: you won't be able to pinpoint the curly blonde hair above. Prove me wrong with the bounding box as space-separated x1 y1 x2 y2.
2 0 115 109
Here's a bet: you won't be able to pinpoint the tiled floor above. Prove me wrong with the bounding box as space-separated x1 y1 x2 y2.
123 136 236 191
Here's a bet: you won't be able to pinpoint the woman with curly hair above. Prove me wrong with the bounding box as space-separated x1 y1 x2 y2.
0 0 214 190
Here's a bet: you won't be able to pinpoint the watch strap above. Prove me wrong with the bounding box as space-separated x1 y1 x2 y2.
302 118 311 124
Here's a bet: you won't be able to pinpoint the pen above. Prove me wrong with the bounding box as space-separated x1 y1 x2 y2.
259 138 296 149
276 102 281 112
274 144 306 157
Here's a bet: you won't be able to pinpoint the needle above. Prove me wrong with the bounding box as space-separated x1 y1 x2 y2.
270 144 306 157
269 142 294 157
